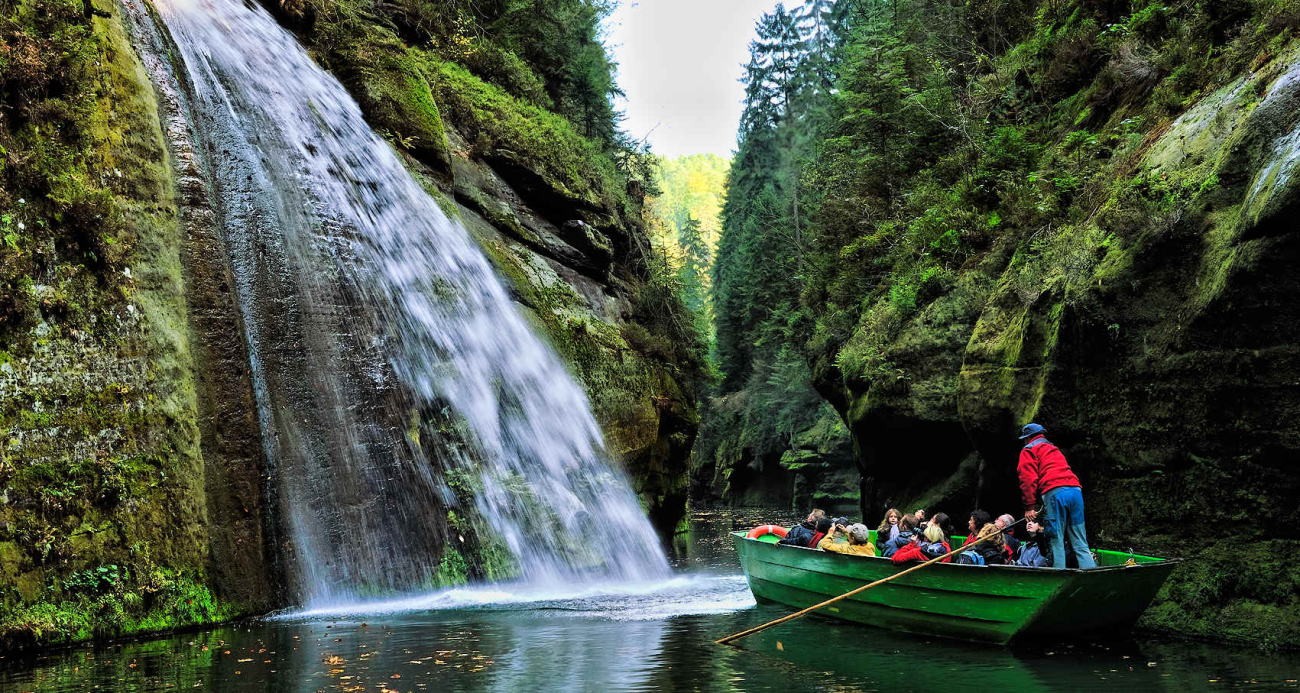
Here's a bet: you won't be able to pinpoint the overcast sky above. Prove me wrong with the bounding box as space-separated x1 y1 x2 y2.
607 0 784 158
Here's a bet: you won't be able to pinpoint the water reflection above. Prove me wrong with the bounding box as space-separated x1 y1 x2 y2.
3 510 1298 692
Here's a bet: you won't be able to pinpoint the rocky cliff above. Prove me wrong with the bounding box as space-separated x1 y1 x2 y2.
811 41 1300 648
0 0 700 648
0 2 276 647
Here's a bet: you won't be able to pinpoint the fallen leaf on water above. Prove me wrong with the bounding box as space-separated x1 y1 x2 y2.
391 674 401 679
238 659 252 663
776 641 783 651
409 661 424 665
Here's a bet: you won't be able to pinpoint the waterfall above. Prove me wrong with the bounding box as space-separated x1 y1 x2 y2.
131 0 670 606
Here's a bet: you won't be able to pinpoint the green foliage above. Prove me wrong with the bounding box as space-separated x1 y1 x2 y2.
1 566 236 649
646 154 730 355
784 0 1300 385
433 547 470 587
428 59 625 212
294 0 624 149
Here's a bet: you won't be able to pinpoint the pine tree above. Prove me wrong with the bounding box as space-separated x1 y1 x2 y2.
676 216 711 316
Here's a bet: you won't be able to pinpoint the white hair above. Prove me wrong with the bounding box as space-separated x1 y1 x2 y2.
997 514 1015 528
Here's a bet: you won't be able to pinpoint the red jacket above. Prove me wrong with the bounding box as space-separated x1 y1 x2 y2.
891 541 952 565
1017 435 1081 510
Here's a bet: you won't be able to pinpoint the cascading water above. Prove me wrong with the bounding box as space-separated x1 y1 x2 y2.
131 0 670 606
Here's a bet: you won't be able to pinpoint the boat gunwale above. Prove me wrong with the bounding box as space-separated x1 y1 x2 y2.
731 531 1184 577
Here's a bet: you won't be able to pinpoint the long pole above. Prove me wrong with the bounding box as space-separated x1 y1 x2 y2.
715 517 1029 646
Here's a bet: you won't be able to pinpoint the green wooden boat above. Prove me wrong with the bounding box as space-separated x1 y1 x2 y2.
733 530 1180 645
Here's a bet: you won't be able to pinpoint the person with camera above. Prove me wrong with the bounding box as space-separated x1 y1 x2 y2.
818 522 877 557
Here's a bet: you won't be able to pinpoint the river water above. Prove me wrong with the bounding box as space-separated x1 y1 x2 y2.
2 509 1298 692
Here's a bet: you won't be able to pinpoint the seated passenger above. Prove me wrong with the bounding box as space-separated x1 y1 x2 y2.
881 513 920 558
808 517 833 548
955 523 1008 565
891 523 952 565
996 513 1022 556
1016 519 1052 567
778 509 827 547
918 523 952 560
961 510 993 547
973 523 1008 565
819 523 876 557
927 512 953 541
876 508 902 550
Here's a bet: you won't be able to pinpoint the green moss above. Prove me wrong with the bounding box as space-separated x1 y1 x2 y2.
426 59 625 214
1139 540 1300 649
433 547 470 587
327 32 451 173
0 568 240 650
475 538 521 582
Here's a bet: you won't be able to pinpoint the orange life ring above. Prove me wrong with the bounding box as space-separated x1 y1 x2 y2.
746 524 788 540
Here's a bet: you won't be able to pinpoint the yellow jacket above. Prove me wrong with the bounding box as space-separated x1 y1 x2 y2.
818 536 877 557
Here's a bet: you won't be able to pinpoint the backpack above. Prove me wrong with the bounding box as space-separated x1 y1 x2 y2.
957 550 985 566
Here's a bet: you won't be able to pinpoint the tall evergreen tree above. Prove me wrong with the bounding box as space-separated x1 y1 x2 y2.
715 0 845 392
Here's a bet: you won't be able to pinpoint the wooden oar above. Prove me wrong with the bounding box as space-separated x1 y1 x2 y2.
715 516 1030 646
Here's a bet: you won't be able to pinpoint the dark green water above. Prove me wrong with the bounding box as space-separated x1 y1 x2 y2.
2 510 1297 692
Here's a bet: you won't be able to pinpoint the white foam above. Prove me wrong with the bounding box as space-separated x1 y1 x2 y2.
276 574 755 622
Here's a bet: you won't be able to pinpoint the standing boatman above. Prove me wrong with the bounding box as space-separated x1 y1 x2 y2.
1016 423 1096 569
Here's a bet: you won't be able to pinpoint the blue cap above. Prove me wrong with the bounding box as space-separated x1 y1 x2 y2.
1019 423 1045 439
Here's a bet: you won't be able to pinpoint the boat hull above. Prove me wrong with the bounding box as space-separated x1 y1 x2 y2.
733 533 1179 645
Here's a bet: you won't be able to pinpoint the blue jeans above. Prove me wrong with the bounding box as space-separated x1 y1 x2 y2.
1042 486 1096 569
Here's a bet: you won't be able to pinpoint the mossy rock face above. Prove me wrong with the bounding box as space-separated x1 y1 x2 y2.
812 43 1300 647
326 30 452 177
0 9 276 650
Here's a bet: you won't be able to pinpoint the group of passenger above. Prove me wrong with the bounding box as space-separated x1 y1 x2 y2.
775 505 1074 568
771 422 1098 571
